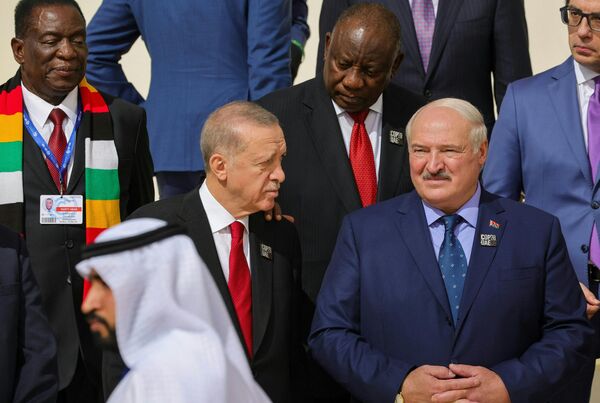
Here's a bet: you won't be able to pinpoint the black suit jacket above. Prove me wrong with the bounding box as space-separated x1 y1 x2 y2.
0 224 57 403
129 189 303 403
258 77 424 304
317 0 532 130
0 70 156 392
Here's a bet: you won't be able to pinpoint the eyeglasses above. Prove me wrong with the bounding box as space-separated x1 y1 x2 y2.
560 6 600 32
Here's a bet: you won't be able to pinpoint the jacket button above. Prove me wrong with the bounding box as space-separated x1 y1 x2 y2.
65 239 74 249
592 201 600 209
424 89 432 98
582 244 590 253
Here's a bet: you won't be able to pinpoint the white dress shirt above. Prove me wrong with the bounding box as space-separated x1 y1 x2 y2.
574 60 600 151
199 181 251 281
21 83 79 184
410 0 439 16
332 94 383 179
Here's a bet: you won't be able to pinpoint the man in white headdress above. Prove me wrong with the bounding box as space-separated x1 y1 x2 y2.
76 218 270 403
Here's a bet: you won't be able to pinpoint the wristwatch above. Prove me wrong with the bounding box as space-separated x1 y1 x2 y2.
395 392 404 403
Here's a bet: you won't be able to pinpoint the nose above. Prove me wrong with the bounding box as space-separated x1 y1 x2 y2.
57 38 77 59
342 68 364 90
271 161 285 184
577 16 593 37
426 151 444 174
81 284 99 314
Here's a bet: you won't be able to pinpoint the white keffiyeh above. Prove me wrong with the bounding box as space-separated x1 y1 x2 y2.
76 218 270 403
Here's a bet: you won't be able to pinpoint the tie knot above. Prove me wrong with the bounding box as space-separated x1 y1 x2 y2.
230 221 245 240
349 110 369 125
440 214 461 232
49 108 66 126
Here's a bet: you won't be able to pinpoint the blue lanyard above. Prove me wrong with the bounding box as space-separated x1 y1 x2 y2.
23 107 82 193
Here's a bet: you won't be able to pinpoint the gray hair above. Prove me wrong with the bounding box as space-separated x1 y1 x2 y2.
200 101 279 171
406 98 487 153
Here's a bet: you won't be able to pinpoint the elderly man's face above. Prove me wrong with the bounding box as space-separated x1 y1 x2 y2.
323 19 402 113
218 123 286 217
409 107 487 214
81 271 117 350
11 4 87 105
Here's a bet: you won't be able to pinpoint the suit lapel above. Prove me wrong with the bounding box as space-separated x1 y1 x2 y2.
455 190 505 336
176 190 241 333
548 58 593 186
302 78 362 212
395 192 453 321
66 99 86 194
426 0 466 82
23 124 59 194
392 0 425 77
248 214 273 356
378 89 409 200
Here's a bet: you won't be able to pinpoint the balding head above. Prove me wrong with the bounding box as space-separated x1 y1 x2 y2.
323 3 403 113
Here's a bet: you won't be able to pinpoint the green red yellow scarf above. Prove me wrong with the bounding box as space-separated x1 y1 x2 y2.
0 75 120 292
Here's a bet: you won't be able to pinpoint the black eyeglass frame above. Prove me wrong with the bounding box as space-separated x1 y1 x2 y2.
560 6 600 32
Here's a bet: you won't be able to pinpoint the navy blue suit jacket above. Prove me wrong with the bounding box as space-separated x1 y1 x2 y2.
86 0 292 172
309 190 592 403
0 225 57 402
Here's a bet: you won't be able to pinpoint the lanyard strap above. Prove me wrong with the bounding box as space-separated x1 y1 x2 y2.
23 107 82 190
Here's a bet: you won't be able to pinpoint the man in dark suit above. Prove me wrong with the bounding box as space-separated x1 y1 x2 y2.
130 101 302 403
0 1 154 401
258 6 424 399
309 98 593 403
0 224 58 403
317 0 532 132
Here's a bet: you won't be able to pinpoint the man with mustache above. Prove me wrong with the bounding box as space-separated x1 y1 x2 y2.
0 0 154 401
77 218 270 402
257 5 424 399
130 101 303 403
483 1 600 400
310 98 593 403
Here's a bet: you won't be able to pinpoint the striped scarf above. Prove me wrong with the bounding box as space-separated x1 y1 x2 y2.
0 75 120 262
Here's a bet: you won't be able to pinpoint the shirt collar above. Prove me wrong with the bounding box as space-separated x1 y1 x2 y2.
574 59 600 86
199 181 250 234
423 182 481 228
332 93 383 117
21 81 79 129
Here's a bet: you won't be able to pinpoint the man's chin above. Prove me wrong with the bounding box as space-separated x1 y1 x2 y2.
90 330 119 352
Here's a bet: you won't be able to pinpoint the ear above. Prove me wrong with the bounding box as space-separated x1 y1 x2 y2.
11 38 25 65
209 153 228 181
324 32 332 61
478 140 488 166
390 51 404 78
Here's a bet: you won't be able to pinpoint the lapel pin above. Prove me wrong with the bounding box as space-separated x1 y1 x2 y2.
260 243 273 260
480 234 497 247
489 219 500 229
389 130 404 145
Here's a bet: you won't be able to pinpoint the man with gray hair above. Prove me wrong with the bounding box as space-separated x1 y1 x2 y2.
130 101 303 403
309 98 593 403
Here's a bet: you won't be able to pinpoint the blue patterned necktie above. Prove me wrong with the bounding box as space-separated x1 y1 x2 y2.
438 214 468 324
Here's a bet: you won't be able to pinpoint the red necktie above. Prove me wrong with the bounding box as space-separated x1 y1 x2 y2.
349 110 377 207
229 221 253 357
47 108 68 193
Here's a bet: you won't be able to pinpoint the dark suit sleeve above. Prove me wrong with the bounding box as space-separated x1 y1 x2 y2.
315 0 349 76
309 216 412 403
491 217 593 403
12 236 58 403
491 0 532 112
86 0 145 105
247 0 292 99
125 107 155 216
482 84 523 200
